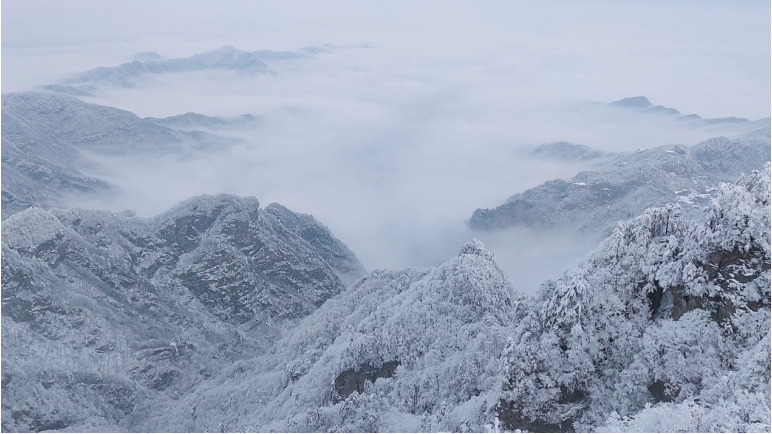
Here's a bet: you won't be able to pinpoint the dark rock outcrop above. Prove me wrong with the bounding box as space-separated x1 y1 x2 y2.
334 361 400 400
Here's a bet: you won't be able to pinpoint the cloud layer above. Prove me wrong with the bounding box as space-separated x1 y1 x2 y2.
3 0 770 293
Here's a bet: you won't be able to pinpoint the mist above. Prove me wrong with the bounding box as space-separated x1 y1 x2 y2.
3 0 770 294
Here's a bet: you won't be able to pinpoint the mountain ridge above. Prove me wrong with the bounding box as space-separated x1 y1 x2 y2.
45 45 332 94
608 95 770 127
470 128 771 235
1 193 366 432
1 91 237 217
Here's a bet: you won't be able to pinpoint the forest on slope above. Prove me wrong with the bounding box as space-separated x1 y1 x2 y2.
3 158 768 431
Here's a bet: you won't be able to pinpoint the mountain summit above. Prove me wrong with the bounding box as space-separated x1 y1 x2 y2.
609 96 680 115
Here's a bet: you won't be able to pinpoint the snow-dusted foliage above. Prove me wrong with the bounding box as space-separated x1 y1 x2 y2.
498 164 771 432
4 167 768 432
1 194 365 432
137 240 521 432
2 86 769 433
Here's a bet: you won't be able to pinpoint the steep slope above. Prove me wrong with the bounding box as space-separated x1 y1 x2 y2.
470 128 770 234
136 240 521 433
3 169 766 433
1 194 365 432
136 166 770 433
1 92 234 217
1 91 232 156
497 165 770 432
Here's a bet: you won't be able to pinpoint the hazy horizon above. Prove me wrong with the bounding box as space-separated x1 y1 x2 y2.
3 0 770 293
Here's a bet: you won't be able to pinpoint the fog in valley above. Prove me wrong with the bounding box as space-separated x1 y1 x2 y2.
3 0 770 293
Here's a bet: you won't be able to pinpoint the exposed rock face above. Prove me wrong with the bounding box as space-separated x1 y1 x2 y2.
470 130 770 234
1 194 365 432
669 246 770 322
497 403 573 433
334 361 400 400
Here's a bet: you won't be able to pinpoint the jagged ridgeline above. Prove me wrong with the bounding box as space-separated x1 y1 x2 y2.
41 44 332 95
1 165 770 431
470 103 771 235
1 84 770 431
148 166 766 433
1 194 365 432
499 165 770 432
129 239 522 433
1 91 245 217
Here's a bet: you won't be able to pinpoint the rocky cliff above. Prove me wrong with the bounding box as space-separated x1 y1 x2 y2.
1 194 365 432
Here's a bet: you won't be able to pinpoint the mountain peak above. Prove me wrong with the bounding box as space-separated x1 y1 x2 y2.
132 52 163 62
215 45 239 53
459 239 487 256
458 239 497 262
608 96 681 115
610 96 653 108
155 193 261 225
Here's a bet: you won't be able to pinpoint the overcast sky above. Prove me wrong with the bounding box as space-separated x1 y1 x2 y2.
2 0 770 293
3 0 770 118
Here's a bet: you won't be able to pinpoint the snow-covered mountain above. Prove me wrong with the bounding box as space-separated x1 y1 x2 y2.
470 127 771 234
2 162 768 432
127 239 520 432
1 194 365 432
498 164 770 432
1 86 768 432
45 45 332 94
608 96 771 130
1 92 235 217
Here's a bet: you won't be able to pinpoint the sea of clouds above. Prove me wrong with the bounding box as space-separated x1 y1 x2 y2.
3 0 769 293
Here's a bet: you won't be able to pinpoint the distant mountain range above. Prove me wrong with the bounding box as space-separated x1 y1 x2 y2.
471 125 771 234
608 95 769 129
40 45 333 95
1 78 769 432
1 91 254 216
